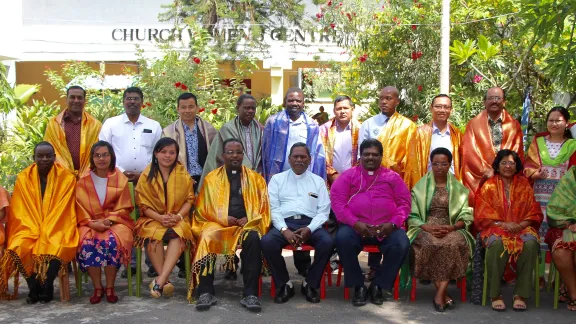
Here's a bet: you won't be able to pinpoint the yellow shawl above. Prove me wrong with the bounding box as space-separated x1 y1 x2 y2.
0 163 77 299
319 117 361 186
188 166 270 301
44 110 102 178
134 163 194 247
376 112 417 182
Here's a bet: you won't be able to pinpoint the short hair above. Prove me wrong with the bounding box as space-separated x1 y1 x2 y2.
359 139 383 155
483 87 506 101
430 147 453 164
33 141 54 155
66 85 86 98
177 92 198 107
492 149 523 175
431 94 452 106
236 94 256 107
123 86 144 100
147 137 179 183
334 95 354 108
89 141 116 172
289 142 310 157
284 87 304 100
547 106 573 139
222 138 244 152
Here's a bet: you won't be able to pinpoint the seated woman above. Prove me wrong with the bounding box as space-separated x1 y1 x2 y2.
134 137 194 298
407 148 474 312
546 166 576 311
475 149 543 311
76 141 134 304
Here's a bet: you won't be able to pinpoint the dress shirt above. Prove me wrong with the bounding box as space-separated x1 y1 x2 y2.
268 169 330 232
242 125 255 165
282 115 308 171
359 113 389 141
427 123 455 174
99 113 162 173
183 120 203 176
62 110 82 170
332 123 353 174
227 168 247 219
488 113 503 152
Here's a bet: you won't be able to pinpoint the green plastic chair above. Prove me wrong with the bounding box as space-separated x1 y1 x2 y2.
548 262 561 309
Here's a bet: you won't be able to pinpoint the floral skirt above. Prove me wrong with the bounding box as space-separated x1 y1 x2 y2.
77 232 121 272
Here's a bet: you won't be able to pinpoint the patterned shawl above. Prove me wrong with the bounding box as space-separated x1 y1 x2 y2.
524 133 576 179
546 166 576 244
319 117 361 186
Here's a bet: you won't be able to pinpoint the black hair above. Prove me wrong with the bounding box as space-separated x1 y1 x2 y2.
33 141 54 156
546 106 573 139
66 85 86 98
89 141 116 172
359 139 383 155
147 137 179 183
334 95 354 108
284 87 304 100
177 92 198 107
492 149 523 175
483 87 506 101
236 94 256 107
430 147 453 164
431 94 452 107
289 142 310 158
222 138 244 152
123 86 144 100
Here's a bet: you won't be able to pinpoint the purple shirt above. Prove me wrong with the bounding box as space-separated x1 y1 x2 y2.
330 165 411 228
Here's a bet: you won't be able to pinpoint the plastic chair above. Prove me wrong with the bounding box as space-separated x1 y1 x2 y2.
548 261 562 309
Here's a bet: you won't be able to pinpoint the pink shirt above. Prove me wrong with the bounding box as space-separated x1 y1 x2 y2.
330 166 411 228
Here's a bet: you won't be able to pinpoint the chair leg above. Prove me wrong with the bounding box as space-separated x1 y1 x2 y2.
321 271 326 300
460 277 467 302
72 261 81 297
553 268 560 309
136 248 142 297
535 254 540 308
326 264 332 287
547 261 555 293
410 277 416 301
258 275 262 297
185 247 191 289
336 263 343 287
59 267 71 302
394 274 399 300
482 258 488 306
270 277 276 298
344 287 349 300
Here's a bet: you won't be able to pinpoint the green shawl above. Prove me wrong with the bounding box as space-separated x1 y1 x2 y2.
406 172 475 256
537 137 576 167
547 166 576 243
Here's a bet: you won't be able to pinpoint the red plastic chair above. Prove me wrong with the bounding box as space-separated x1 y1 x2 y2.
409 277 467 302
269 244 331 299
336 245 401 300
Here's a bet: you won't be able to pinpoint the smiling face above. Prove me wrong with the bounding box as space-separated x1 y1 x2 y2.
360 146 383 171
237 98 257 125
284 91 305 120
92 145 112 172
288 146 311 175
222 141 244 171
177 97 199 123
123 92 142 116
66 89 85 114
546 111 568 137
378 87 400 117
334 99 353 125
484 87 506 116
154 144 178 169
430 96 452 124
497 154 517 179
34 145 56 175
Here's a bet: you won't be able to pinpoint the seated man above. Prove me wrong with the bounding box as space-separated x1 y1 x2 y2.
190 139 270 312
261 143 332 304
0 142 78 303
331 139 411 306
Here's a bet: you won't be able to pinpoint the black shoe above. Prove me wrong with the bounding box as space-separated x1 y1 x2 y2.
224 269 237 280
433 299 446 312
419 279 432 285
195 293 217 311
25 277 41 304
240 295 262 312
368 283 384 305
39 282 54 304
297 269 309 277
121 267 137 279
147 267 159 278
274 284 295 304
301 284 320 303
352 285 368 307
177 268 186 279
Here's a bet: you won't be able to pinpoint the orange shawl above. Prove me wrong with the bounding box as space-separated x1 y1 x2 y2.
0 163 77 299
404 122 463 189
474 174 542 255
134 163 194 248
44 110 102 178
319 117 361 186
0 186 9 248
461 110 524 204
76 169 134 264
376 112 417 182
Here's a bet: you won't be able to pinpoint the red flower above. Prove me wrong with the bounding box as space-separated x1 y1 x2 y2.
412 115 419 122
359 54 368 63
417 51 423 58
199 107 205 113
146 102 152 107
181 84 188 90
193 57 201 64
472 74 484 83
209 99 216 104
338 2 343 6
417 85 423 92
411 51 418 61
346 13 352 21
211 108 218 115
411 25 417 30
141 105 146 109
327 0 332 6
330 23 336 29
174 82 182 88
316 13 323 19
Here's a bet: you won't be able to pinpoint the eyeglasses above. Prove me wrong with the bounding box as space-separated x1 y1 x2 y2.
547 119 566 124
486 96 503 102
499 161 516 166
431 162 450 168
224 150 243 155
125 97 141 102
432 105 452 111
94 153 111 159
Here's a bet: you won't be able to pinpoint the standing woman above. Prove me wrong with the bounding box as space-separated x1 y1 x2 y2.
76 141 135 304
134 137 194 298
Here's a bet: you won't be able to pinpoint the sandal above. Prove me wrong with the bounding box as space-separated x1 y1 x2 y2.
513 295 527 311
89 288 104 304
105 287 118 303
163 280 175 297
567 298 576 311
559 285 569 303
149 279 162 298
445 294 455 308
491 296 506 312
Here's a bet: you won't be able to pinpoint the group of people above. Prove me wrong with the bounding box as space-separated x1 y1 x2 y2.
0 84 575 315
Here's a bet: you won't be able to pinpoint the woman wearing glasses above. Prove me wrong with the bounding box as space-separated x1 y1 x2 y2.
76 141 135 304
475 149 543 311
407 148 474 312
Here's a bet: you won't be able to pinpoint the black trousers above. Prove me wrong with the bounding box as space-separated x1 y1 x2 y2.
26 259 61 296
196 231 262 297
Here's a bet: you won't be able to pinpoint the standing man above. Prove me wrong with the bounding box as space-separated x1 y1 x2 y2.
44 85 102 178
313 106 329 125
461 87 524 205
404 94 463 188
262 87 327 276
99 86 162 278
163 92 216 192
359 86 416 280
260 143 332 304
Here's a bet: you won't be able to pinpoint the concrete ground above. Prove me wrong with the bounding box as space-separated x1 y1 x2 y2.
0 252 574 324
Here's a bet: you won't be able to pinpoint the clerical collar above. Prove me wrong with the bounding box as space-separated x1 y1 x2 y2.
226 167 241 176
368 171 374 175
291 170 306 179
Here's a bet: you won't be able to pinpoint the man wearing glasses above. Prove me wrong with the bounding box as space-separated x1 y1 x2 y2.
99 86 162 278
405 94 463 188
461 87 524 205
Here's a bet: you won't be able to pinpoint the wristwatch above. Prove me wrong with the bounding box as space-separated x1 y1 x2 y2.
280 227 288 233
391 223 398 229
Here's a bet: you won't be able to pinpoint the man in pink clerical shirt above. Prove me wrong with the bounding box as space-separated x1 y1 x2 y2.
331 138 411 307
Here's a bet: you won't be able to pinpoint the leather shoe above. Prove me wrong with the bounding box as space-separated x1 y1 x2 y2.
298 269 309 277
274 284 295 304
352 285 368 306
301 284 320 303
368 283 384 305
121 267 137 279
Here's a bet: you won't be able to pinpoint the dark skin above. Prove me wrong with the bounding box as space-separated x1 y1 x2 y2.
282 146 312 247
284 91 305 122
34 145 56 179
484 87 506 122
122 92 143 182
378 87 400 117
66 89 85 119
237 98 257 126
223 141 248 227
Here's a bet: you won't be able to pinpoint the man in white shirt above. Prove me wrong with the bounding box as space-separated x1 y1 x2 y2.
99 86 162 278
261 143 332 304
